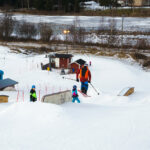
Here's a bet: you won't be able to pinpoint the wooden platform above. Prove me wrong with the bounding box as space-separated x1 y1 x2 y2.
0 95 9 103
42 90 72 105
118 87 134 96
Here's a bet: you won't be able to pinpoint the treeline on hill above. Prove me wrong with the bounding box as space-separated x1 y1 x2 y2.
0 0 134 12
0 0 82 12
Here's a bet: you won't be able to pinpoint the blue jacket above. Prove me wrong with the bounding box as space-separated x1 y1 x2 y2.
72 89 78 97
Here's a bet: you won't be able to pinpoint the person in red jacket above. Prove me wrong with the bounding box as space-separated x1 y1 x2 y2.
76 64 91 94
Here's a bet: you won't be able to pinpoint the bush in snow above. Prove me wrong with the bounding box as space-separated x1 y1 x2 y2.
0 13 15 40
131 52 148 61
136 39 149 50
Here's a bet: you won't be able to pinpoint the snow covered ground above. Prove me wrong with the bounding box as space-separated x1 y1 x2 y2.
0 13 149 32
1 45 150 150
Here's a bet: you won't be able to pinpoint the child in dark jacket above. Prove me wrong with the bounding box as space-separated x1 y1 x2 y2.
30 85 37 102
72 85 80 103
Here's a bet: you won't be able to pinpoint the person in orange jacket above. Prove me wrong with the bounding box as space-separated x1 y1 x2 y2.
76 64 91 94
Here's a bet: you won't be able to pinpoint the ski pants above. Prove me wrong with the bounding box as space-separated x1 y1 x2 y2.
72 97 80 103
30 97 37 102
81 81 88 94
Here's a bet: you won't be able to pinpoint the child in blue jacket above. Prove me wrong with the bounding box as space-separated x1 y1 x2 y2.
72 85 80 103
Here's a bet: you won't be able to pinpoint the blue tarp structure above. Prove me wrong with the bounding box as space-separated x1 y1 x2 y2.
0 78 18 90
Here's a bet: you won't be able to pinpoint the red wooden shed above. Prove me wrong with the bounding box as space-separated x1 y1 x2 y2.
69 59 86 73
49 53 73 69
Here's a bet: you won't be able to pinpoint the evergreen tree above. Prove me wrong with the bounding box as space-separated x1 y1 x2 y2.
99 0 118 8
34 0 46 10
45 0 54 11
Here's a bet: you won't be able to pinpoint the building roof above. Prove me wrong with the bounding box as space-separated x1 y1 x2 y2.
69 59 86 66
74 59 86 65
0 78 18 90
50 53 73 58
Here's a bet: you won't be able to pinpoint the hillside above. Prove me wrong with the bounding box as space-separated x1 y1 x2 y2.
1 45 150 150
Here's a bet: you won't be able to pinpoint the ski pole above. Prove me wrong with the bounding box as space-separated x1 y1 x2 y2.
90 83 100 95
62 76 76 81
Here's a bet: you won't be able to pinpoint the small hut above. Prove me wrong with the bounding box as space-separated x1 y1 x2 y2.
69 59 86 73
50 53 73 69
41 53 73 70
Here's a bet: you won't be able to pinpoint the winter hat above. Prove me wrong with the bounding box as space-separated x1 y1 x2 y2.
32 85 36 89
73 85 77 89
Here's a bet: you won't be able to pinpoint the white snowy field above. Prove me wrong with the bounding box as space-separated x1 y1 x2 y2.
1 45 150 150
0 13 149 32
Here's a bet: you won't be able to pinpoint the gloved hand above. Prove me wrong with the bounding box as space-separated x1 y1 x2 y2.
76 79 79 82
88 80 91 83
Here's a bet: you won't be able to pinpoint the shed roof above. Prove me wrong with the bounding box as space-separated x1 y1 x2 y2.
75 59 86 65
70 59 86 66
0 78 18 90
50 53 73 58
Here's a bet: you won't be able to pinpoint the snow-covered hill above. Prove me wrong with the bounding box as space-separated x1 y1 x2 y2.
1 45 150 150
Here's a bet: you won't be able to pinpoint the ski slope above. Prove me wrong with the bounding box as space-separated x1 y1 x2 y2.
1 45 150 150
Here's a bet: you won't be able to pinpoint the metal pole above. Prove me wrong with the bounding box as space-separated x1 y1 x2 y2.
66 33 68 54
89 83 100 95
49 55 51 71
121 15 124 50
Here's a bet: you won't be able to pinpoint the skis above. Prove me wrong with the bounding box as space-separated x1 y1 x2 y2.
78 90 91 97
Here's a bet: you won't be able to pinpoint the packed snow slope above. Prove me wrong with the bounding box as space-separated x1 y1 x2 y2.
1 45 150 150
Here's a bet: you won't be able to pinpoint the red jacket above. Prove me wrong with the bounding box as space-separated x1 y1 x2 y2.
76 66 91 82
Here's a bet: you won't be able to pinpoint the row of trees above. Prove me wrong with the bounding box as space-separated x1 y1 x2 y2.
0 0 136 12
0 0 82 12
0 13 149 49
0 13 86 43
99 0 135 8
0 13 53 41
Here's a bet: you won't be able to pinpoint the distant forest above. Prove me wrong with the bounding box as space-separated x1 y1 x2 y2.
0 0 120 12
0 0 84 12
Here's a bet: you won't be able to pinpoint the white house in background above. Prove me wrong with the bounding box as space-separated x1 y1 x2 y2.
118 0 126 6
80 1 103 10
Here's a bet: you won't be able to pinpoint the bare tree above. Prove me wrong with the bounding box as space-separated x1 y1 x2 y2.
69 16 86 44
17 22 37 39
97 17 104 34
78 27 86 43
39 23 53 42
27 0 30 9
0 13 15 40
128 0 134 11
69 24 78 43
136 39 149 50
107 18 118 46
